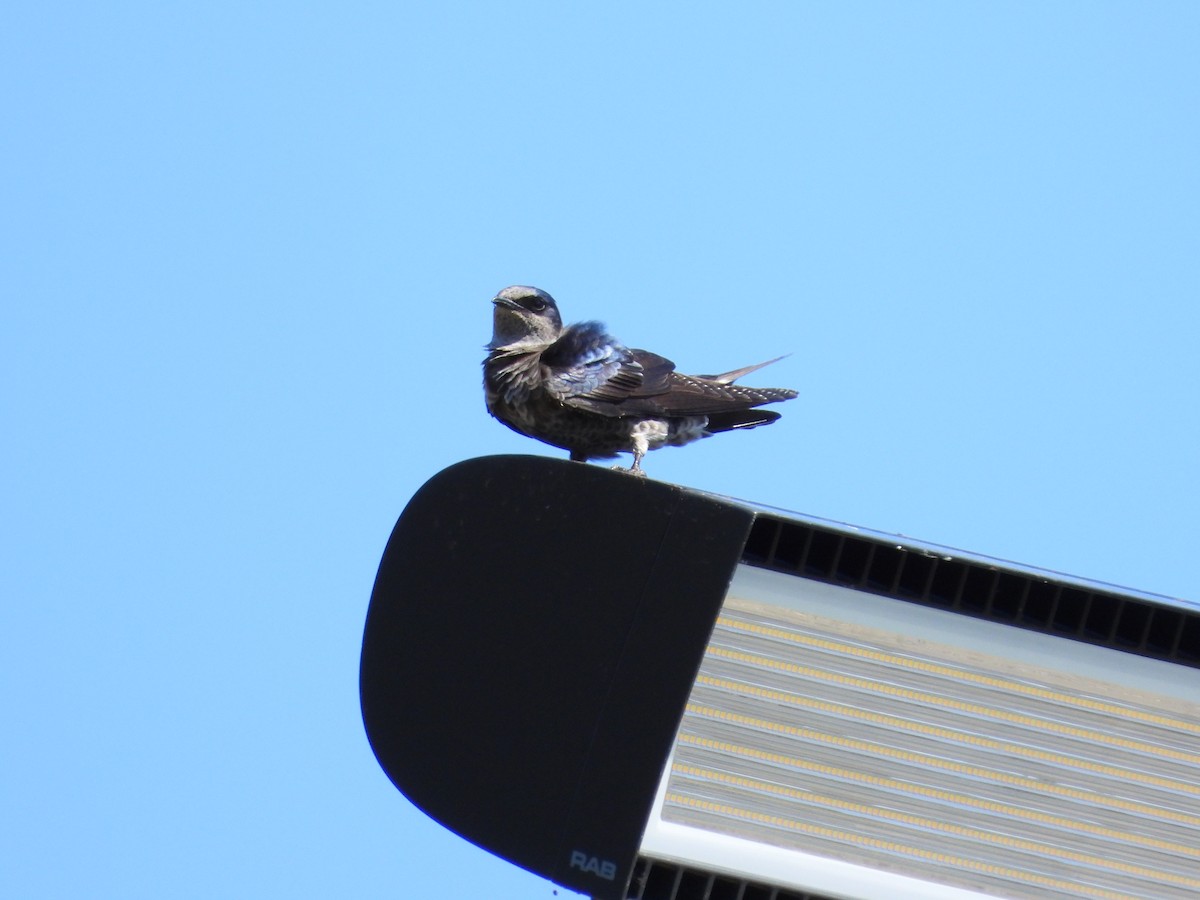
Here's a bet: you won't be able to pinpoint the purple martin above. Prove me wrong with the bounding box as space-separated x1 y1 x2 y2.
482 286 797 474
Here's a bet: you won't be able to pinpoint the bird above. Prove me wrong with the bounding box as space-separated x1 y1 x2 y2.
482 285 797 475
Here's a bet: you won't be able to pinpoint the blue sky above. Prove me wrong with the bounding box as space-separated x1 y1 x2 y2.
3 4 1197 898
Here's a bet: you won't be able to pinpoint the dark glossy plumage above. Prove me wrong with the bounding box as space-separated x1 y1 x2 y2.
482 286 797 474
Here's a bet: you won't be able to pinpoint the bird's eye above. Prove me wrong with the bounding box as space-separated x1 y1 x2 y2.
526 298 547 312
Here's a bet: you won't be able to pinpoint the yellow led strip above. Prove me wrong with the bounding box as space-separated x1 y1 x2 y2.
694 676 1200 796
716 611 1200 735
664 792 1139 900
669 765 1200 890
684 702 1200 826
703 645 1200 768
674 732 1200 859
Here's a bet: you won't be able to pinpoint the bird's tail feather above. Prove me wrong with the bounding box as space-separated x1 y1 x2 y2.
704 409 782 433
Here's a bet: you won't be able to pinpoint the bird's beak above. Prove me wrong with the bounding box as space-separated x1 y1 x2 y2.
492 296 522 311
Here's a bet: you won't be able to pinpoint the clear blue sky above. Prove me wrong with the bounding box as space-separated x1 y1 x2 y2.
3 4 1198 898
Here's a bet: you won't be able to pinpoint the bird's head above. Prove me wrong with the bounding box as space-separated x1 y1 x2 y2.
487 285 563 350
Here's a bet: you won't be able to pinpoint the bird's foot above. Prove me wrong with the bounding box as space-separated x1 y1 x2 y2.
610 464 648 477
622 453 649 477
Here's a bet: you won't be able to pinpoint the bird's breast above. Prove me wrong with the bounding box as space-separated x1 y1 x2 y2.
483 350 546 420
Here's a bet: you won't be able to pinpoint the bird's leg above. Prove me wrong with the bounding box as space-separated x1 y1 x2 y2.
569 450 588 462
623 433 650 477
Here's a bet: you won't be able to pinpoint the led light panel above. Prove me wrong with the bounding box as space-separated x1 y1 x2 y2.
640 565 1200 900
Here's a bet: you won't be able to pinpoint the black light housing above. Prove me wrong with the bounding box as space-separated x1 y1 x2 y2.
362 455 1200 900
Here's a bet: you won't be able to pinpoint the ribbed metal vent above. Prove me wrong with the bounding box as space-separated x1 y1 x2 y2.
742 516 1200 667
623 857 830 900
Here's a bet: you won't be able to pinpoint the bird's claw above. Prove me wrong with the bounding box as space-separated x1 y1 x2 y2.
611 464 648 477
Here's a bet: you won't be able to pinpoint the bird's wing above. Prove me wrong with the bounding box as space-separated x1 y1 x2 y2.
615 369 795 417
540 323 659 409
544 325 796 419
696 354 790 384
